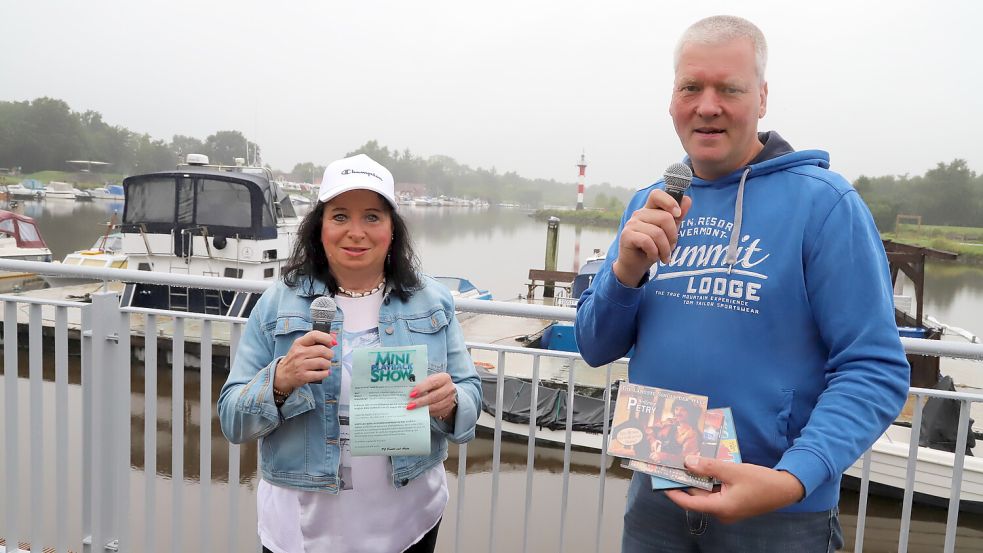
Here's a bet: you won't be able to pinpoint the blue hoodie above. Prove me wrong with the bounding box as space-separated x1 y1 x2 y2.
575 132 909 513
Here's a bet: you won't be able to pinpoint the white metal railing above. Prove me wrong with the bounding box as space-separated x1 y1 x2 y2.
1 260 983 552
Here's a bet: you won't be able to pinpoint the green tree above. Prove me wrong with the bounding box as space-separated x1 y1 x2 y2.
203 130 260 166
289 162 325 183
171 134 206 162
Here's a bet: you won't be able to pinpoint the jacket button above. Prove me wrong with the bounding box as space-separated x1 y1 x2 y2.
400 478 409 486
385 327 394 335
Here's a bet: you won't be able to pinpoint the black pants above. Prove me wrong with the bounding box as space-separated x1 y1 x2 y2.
261 518 441 553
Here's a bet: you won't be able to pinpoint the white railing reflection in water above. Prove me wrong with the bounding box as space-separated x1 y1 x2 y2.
0 267 981 552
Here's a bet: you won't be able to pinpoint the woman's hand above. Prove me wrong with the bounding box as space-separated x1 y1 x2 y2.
407 372 458 421
273 330 336 393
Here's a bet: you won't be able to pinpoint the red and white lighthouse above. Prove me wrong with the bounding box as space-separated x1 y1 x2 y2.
576 151 587 211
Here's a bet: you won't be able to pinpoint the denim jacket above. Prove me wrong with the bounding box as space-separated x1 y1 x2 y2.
218 274 481 493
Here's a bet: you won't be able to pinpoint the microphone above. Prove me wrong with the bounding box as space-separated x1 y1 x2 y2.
663 162 693 204
310 295 336 334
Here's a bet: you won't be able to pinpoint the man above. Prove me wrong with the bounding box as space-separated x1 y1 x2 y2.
575 15 909 552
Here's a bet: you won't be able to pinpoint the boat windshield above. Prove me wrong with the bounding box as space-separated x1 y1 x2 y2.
122 170 284 239
0 213 47 248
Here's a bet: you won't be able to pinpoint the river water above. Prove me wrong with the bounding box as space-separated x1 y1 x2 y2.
2 198 983 552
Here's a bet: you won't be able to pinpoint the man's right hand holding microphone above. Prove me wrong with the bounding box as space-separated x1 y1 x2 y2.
613 163 693 287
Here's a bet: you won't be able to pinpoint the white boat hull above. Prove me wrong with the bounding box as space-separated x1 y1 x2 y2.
845 424 983 511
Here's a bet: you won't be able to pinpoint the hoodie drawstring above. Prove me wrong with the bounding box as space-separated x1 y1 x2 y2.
723 166 751 273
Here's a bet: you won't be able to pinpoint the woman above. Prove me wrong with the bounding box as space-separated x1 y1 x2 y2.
218 153 481 553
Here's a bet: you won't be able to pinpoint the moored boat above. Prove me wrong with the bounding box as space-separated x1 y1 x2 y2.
519 250 615 354
88 183 125 201
117 155 300 317
5 178 48 200
42 232 128 287
435 276 492 301
0 209 53 279
46 181 90 200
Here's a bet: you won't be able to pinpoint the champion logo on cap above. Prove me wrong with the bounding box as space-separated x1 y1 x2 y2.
340 169 384 182
318 153 398 210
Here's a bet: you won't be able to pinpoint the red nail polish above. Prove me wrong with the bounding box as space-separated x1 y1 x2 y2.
410 390 418 398
406 402 417 410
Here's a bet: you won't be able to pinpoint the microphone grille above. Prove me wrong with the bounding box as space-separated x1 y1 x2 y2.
310 295 337 323
664 162 693 195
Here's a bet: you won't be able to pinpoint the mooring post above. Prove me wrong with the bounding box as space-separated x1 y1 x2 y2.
544 216 560 298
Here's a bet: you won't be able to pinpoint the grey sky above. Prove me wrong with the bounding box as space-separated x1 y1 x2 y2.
2 1 980 188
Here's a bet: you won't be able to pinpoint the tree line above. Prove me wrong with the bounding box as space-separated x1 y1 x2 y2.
337 140 631 207
855 159 982 230
1 97 980 227
0 97 259 174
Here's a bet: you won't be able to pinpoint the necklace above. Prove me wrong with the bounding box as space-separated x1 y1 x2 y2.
337 278 386 298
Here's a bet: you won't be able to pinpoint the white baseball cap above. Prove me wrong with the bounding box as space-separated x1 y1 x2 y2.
318 154 397 209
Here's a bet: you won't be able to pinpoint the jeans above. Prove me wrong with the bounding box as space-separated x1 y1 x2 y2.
622 472 844 553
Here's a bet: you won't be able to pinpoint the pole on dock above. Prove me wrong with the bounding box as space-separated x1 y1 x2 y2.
576 151 587 211
572 225 582 272
544 216 560 298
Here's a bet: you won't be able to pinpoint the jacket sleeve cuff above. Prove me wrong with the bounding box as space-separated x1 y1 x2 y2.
774 448 833 499
269 356 316 420
594 268 647 308
432 385 479 444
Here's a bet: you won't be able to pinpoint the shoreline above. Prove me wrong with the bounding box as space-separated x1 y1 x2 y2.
531 210 983 266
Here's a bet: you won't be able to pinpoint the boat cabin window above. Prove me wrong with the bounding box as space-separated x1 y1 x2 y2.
197 179 252 228
0 219 13 237
17 221 43 244
127 177 177 223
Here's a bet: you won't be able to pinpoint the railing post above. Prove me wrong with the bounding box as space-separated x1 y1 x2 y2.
83 291 124 553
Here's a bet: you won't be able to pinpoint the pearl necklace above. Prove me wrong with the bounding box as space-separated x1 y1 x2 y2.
337 278 386 298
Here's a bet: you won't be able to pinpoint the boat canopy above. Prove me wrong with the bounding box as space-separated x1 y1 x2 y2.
18 179 45 191
571 257 605 299
106 184 124 196
0 210 49 249
477 369 613 433
121 168 296 240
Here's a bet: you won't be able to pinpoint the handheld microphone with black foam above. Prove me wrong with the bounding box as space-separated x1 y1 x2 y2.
310 295 337 334
663 162 693 205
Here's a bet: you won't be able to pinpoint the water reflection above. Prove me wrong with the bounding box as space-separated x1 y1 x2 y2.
1 198 124 260
924 261 983 327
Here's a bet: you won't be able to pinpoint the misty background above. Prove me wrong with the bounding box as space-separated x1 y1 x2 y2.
2 1 982 224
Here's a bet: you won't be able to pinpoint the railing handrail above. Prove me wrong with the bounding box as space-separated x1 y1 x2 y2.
0 258 270 293
5 256 983 359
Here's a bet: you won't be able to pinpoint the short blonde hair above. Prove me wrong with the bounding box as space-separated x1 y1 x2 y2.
674 15 768 83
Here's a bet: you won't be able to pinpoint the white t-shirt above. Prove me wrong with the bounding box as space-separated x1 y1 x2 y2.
258 290 448 553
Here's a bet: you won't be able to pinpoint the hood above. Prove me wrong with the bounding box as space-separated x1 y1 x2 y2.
681 131 832 270
685 131 829 186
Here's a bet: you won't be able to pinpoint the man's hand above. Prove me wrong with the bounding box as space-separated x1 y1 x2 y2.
665 456 806 524
613 189 692 287
273 330 336 393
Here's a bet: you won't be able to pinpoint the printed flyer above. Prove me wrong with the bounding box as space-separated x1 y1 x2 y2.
350 345 431 456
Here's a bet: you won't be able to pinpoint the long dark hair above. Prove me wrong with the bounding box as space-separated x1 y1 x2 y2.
282 198 421 301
